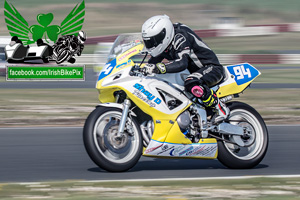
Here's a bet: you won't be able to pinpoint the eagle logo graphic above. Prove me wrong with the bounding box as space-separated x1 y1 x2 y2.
4 0 85 45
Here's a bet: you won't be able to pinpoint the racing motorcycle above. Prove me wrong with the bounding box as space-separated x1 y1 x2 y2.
83 33 268 172
52 37 82 64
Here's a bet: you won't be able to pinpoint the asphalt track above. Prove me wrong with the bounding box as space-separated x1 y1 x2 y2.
0 125 299 183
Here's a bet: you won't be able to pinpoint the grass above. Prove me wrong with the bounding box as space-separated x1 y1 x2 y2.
205 33 300 54
0 76 5 82
0 87 300 126
0 177 300 199
256 68 300 83
79 33 300 54
237 88 300 124
0 89 98 127
1 1 300 55
1 66 300 126
1 67 300 126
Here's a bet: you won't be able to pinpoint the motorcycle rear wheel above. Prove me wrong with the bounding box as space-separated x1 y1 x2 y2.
83 107 143 172
217 101 268 169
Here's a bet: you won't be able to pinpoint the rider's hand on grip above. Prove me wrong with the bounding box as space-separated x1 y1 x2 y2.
141 63 158 75
141 63 166 75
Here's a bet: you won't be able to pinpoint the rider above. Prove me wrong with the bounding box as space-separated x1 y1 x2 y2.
141 15 229 122
52 30 86 63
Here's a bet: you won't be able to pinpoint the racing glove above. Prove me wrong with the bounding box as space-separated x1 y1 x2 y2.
143 63 166 75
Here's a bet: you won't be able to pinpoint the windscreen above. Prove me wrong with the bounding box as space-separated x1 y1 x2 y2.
107 33 145 63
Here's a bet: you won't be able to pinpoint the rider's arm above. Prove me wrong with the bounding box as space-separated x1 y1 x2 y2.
148 55 164 64
164 33 191 73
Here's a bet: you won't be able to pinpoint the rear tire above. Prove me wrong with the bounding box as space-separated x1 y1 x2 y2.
217 101 268 169
83 106 143 172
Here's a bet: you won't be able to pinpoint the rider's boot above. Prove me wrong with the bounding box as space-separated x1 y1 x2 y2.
202 88 230 123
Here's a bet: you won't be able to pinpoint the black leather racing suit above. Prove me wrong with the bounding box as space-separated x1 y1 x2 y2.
148 23 224 96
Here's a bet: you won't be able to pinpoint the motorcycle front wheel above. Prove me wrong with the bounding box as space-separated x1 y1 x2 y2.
217 101 269 169
56 50 70 64
83 106 143 172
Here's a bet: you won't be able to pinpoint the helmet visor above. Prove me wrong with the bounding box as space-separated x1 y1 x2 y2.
80 36 86 42
143 28 166 49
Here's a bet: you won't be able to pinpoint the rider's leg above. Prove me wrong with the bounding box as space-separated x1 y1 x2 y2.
184 65 229 122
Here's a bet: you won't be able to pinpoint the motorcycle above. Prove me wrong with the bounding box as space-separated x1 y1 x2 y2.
83 33 268 172
52 37 83 64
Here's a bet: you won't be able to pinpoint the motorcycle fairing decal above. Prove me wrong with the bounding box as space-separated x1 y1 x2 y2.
116 43 144 65
143 139 217 159
227 63 260 86
116 60 132 69
97 59 116 81
132 83 162 107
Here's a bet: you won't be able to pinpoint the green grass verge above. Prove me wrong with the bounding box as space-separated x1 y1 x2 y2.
0 76 5 82
205 33 300 54
0 87 300 126
238 89 300 123
1 1 300 39
1 65 300 126
81 33 300 54
0 177 299 200
0 88 99 127
256 68 300 83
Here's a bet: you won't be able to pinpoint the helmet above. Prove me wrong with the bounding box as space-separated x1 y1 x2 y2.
77 31 86 44
142 15 174 57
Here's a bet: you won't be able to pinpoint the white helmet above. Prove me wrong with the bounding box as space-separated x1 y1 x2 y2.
142 15 174 57
77 31 86 44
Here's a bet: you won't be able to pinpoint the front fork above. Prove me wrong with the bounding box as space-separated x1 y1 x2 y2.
117 99 131 137
191 104 209 138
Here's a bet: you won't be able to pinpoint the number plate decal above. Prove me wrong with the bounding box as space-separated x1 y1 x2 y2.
98 59 116 81
227 63 260 85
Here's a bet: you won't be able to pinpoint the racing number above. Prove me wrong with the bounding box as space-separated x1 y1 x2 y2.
233 65 251 80
103 65 113 75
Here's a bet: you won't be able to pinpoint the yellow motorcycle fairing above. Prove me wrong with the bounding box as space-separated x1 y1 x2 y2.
96 43 144 102
96 43 144 84
96 43 193 145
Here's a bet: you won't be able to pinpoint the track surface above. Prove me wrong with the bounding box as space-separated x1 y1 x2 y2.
0 125 299 183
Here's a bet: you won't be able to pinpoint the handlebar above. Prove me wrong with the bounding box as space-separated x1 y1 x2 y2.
130 64 145 77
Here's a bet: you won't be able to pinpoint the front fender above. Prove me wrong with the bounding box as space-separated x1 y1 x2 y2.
96 103 137 117
96 103 123 110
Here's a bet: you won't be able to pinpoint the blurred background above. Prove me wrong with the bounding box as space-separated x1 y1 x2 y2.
1 0 300 126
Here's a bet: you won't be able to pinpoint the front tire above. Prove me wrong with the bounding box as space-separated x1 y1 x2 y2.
56 50 70 64
217 101 268 169
83 106 143 172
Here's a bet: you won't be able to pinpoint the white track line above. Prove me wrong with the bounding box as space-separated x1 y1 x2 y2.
81 174 300 183
12 174 300 185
